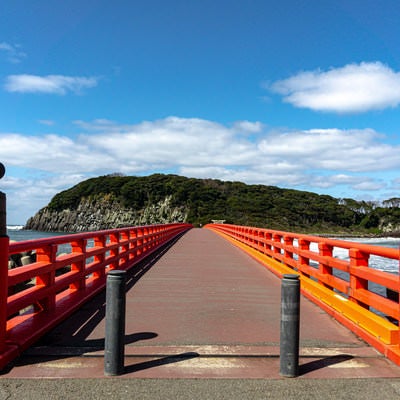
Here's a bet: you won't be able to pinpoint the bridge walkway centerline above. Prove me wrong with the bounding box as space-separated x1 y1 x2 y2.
3 228 400 379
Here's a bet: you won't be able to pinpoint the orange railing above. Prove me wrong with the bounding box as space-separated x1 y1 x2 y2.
0 223 191 369
206 223 400 365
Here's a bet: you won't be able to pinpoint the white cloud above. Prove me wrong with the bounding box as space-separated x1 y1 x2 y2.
2 118 399 177
0 42 26 63
311 174 386 191
270 62 400 113
258 128 399 172
1 117 399 223
4 74 99 94
2 174 85 224
232 120 264 134
352 180 386 191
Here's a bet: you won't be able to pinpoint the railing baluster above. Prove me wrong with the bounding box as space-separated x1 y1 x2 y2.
36 244 58 312
70 239 87 290
349 248 369 309
298 238 310 278
273 234 282 260
93 235 106 280
109 232 119 270
318 242 333 290
284 235 294 268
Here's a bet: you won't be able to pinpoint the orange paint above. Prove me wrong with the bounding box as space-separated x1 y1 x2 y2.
206 223 400 366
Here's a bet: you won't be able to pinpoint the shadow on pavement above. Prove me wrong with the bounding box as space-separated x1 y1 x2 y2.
124 352 200 374
300 354 354 375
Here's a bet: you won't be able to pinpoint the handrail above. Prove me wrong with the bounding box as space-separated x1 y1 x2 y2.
205 223 400 365
0 223 192 369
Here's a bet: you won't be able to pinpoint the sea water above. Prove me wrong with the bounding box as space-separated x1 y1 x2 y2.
7 225 65 242
7 226 77 256
330 237 400 274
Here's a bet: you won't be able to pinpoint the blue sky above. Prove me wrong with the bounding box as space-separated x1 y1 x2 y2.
1 0 400 224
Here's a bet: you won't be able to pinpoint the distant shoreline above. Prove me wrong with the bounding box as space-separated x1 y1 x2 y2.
316 232 400 239
8 225 400 239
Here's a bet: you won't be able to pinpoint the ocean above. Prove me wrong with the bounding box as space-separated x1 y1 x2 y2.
6 225 400 274
7 225 66 241
330 237 400 274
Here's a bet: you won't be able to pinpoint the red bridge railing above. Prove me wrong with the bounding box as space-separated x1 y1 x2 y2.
0 223 191 369
206 223 400 365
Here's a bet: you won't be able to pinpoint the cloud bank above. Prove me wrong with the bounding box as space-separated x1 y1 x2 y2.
1 116 399 223
4 74 99 94
270 62 400 113
2 117 398 184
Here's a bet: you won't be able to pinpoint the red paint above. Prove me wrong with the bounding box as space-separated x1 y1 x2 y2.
0 223 191 369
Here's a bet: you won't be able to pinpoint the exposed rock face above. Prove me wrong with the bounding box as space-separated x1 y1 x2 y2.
380 221 400 234
25 195 188 232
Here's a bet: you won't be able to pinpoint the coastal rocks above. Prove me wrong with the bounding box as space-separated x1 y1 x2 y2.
379 216 400 235
8 248 36 269
380 222 400 235
25 194 188 232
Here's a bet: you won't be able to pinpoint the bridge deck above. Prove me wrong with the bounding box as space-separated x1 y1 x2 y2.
3 228 400 379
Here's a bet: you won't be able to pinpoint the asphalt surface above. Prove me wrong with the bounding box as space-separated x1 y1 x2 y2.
1 378 400 400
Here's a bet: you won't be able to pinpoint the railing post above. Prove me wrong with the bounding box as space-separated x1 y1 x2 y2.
109 232 120 270
120 230 129 268
0 166 9 353
280 274 300 378
318 242 333 289
104 270 127 376
128 228 137 261
264 232 272 256
70 239 87 290
349 248 369 308
283 235 294 267
36 244 58 312
273 234 282 260
93 236 106 280
298 239 310 277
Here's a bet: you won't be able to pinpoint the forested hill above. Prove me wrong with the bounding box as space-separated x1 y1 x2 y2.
25 173 400 234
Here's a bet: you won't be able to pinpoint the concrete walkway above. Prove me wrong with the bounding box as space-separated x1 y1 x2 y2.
1 228 400 394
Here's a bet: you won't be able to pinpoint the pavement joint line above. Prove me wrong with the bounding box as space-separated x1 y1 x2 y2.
21 345 383 359
20 354 384 360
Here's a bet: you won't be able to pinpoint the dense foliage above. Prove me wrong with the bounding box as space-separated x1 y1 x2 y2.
47 173 400 233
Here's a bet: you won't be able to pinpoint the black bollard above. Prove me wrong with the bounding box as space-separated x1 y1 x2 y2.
104 270 127 376
280 273 300 377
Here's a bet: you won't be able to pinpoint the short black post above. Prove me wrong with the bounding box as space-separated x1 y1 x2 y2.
280 273 300 377
104 270 127 376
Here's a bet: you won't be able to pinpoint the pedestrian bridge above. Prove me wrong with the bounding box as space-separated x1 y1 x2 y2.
1 223 400 378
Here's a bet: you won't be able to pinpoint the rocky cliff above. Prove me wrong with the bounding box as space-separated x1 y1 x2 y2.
23 173 400 234
25 194 188 232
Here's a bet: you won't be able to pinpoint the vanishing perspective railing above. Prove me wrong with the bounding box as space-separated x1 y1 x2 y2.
0 223 192 369
206 223 400 365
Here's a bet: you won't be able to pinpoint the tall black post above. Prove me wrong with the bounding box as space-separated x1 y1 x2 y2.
0 163 8 354
0 163 6 236
104 270 127 376
280 273 300 377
